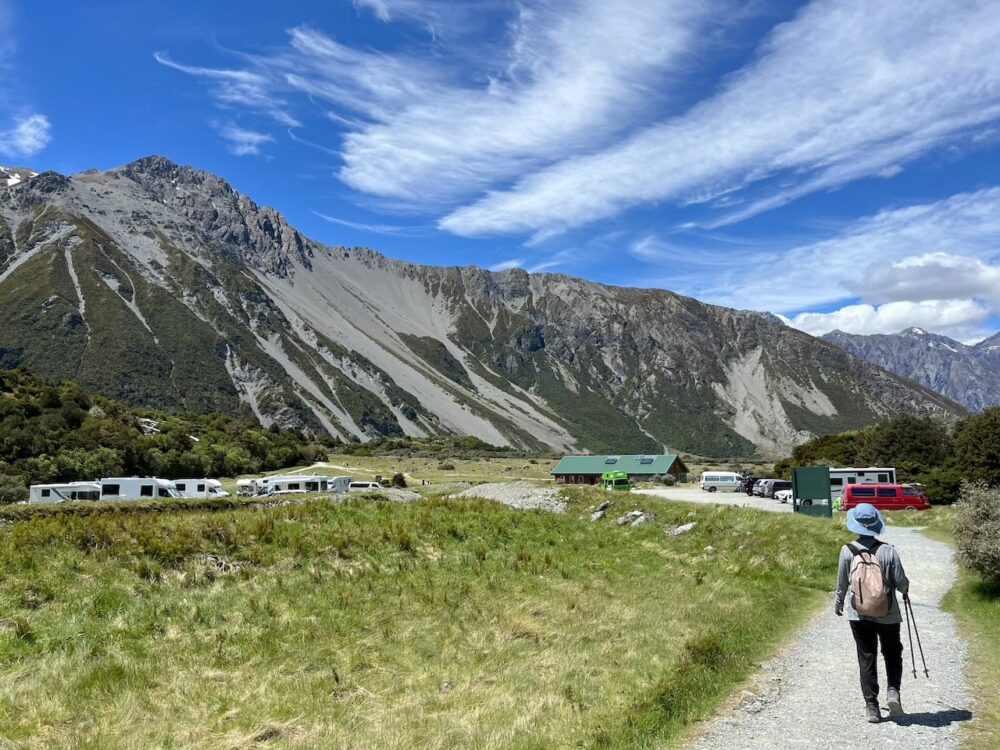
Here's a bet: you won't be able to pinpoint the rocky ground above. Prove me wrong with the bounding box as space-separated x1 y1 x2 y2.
448 481 566 513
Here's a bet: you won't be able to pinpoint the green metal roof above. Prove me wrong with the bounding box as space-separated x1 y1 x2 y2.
551 454 687 475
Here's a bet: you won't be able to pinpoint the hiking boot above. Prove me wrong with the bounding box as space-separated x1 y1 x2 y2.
887 688 904 717
866 701 881 723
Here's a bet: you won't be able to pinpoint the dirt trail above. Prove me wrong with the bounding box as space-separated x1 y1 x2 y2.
691 527 973 749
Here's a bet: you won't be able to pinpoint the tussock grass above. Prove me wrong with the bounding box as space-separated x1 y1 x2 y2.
0 489 847 748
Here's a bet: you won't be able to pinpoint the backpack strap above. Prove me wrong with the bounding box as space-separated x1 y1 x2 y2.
849 540 882 557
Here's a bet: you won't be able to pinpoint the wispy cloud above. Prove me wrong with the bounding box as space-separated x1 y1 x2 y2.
156 1 724 206
488 258 524 271
217 124 272 156
313 211 421 237
441 0 1000 237
154 51 300 127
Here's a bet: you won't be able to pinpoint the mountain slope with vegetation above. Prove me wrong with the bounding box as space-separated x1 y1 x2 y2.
0 369 332 499
0 158 964 458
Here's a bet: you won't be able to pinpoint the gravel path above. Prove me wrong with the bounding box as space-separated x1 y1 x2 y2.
448 482 566 513
634 486 793 513
691 527 972 749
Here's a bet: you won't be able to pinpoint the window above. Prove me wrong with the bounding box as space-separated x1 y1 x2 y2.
288 483 300 491
158 488 172 498
877 487 898 498
902 487 918 497
847 477 857 484
41 489 51 498
102 484 120 496
638 457 654 465
140 485 154 497
852 487 876 497
706 475 719 482
877 473 889 483
604 457 618 464
197 484 205 492
175 483 186 491
831 478 843 487
306 482 318 492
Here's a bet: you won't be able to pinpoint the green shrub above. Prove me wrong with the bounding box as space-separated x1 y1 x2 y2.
660 474 677 486
391 472 407 488
0 473 27 504
955 408 1000 488
915 466 964 504
954 483 1000 582
438 463 456 471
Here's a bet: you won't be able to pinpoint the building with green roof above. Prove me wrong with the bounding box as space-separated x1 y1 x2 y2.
551 454 689 485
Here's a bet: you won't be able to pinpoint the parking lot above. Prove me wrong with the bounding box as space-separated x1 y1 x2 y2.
633 485 793 513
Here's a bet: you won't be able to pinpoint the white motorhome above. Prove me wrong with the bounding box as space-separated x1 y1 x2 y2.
829 467 897 499
260 474 330 496
99 477 181 501
330 476 352 494
28 481 101 504
699 471 743 492
236 479 256 497
172 479 231 499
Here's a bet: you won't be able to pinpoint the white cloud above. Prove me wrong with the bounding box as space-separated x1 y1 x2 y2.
440 0 1000 236
852 253 1000 306
488 258 524 271
157 1 721 205
0 113 50 158
785 300 991 339
217 124 273 156
679 187 1000 314
313 211 420 236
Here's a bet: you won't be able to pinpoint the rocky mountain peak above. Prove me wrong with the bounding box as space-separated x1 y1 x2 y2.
0 165 39 188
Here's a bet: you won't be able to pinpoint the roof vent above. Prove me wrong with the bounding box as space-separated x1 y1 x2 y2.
604 457 618 464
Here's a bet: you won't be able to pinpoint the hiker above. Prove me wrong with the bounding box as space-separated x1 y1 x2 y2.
834 503 910 723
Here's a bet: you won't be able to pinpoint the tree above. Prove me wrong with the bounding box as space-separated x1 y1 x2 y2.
0 474 26 504
858 415 953 477
955 408 1000 488
391 472 407 488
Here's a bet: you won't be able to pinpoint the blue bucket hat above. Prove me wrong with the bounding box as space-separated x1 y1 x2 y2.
847 503 885 536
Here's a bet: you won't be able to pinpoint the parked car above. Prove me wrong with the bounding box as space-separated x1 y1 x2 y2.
349 481 384 492
700 471 742 492
774 488 793 504
841 484 930 511
766 480 792 499
752 479 768 497
755 479 777 497
739 475 758 495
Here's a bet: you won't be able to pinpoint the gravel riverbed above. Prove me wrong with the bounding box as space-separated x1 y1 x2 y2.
448 482 566 513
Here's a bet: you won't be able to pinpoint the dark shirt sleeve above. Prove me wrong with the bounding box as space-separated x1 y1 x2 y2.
834 545 850 613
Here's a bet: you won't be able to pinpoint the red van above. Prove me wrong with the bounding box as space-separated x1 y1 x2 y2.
842 483 931 511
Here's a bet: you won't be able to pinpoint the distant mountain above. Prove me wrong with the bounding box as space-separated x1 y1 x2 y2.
0 157 964 457
823 328 1000 411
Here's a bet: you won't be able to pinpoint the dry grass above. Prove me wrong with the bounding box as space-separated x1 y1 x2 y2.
0 489 847 748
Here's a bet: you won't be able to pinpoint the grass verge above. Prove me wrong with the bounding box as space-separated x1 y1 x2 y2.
0 489 846 748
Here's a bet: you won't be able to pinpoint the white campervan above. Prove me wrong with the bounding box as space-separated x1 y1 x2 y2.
99 477 180 501
329 476 352 494
262 475 329 496
236 479 256 497
348 480 384 492
829 467 897 500
699 471 743 493
173 479 231 499
29 481 101 504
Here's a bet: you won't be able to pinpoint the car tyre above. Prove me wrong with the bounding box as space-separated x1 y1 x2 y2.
708 486 717 493
802 499 813 506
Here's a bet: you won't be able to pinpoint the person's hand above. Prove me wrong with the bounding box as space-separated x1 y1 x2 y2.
835 606 843 617
902 592 910 603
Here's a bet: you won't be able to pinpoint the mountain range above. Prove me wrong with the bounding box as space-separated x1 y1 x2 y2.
823 328 1000 412
0 157 963 457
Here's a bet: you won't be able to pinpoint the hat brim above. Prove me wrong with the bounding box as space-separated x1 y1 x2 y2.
846 507 885 536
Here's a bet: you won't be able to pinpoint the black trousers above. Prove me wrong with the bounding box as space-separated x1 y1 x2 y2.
849 620 903 702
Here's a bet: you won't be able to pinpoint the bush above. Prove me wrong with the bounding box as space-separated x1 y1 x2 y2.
0 474 27 504
914 466 964 505
954 483 1000 582
438 463 456 471
660 474 677 486
955 408 1000 487
391 472 407 488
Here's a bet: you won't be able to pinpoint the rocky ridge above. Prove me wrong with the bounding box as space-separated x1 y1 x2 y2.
0 157 965 457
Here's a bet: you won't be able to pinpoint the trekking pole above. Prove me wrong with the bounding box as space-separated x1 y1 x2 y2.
904 593 917 679
905 595 930 678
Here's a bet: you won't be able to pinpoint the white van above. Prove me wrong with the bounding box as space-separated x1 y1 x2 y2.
99 478 180 501
330 476 352 494
29 481 101 504
173 479 231 499
349 481 383 492
699 471 743 493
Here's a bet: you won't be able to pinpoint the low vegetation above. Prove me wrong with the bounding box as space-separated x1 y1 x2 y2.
775 411 1000 502
0 369 334 499
0 488 848 748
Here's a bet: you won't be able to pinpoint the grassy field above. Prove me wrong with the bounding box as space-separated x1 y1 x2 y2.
0 487 848 749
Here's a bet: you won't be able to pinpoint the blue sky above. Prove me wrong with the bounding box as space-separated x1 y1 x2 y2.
2 0 1000 342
